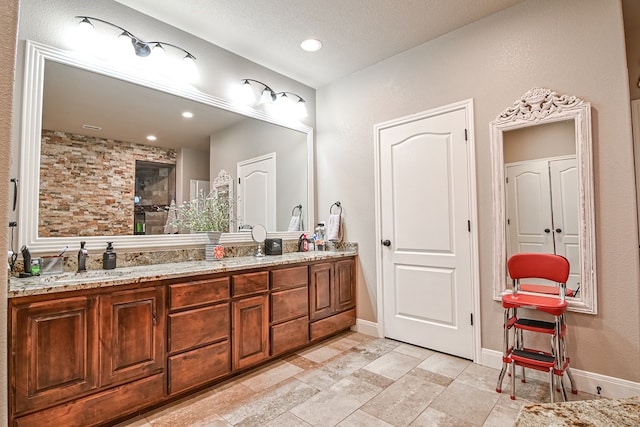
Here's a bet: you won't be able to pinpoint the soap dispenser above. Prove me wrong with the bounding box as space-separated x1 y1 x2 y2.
102 242 117 270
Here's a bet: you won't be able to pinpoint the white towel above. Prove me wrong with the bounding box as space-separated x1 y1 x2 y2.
327 213 343 242
287 215 301 232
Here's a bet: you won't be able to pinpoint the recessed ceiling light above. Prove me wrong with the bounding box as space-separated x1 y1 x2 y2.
182 111 194 118
300 39 322 52
146 135 157 141
82 124 102 131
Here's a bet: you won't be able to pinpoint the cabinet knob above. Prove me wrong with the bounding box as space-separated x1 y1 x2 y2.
555 228 562 233
381 239 391 247
544 229 551 233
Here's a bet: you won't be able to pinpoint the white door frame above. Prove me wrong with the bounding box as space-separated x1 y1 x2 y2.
373 99 480 362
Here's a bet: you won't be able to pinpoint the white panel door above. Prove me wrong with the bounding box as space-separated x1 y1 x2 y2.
506 161 554 257
237 153 276 230
379 107 474 359
550 158 579 291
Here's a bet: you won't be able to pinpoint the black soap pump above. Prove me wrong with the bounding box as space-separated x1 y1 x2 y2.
102 242 117 270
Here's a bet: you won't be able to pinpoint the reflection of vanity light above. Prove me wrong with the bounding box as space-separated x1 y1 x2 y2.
237 79 308 120
146 135 157 141
181 111 194 118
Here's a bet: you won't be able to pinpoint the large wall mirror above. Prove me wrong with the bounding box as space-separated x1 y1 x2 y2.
19 41 314 253
490 88 597 314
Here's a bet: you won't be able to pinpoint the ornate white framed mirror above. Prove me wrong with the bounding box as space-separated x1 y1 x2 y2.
490 88 597 314
18 40 315 253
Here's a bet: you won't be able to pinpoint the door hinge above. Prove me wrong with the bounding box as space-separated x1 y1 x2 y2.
505 176 509 184
470 313 474 326
507 218 510 225
464 129 468 141
238 178 241 184
467 220 471 232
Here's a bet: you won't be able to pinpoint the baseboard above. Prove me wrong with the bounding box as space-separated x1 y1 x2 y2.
354 318 380 337
481 348 640 399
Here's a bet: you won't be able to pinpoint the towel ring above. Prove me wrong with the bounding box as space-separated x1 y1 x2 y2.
330 201 342 215
292 204 302 216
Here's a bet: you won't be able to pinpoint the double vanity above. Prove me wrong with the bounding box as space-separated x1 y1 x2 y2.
8 250 357 426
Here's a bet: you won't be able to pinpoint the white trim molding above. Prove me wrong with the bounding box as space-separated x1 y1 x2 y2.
481 348 640 399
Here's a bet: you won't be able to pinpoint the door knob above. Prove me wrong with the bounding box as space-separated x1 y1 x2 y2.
381 239 391 247
555 228 562 233
544 229 551 233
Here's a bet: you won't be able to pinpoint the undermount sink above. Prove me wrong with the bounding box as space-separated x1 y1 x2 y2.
40 269 129 284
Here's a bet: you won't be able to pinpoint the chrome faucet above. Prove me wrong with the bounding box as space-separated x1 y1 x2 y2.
77 241 88 272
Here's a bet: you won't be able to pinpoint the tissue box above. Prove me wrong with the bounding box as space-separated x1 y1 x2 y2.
41 256 65 275
265 238 282 255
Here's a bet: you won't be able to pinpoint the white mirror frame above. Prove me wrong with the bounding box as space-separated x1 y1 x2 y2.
19 40 315 253
490 88 597 314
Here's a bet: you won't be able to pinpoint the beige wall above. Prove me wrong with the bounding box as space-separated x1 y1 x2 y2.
316 0 640 382
1 1 19 423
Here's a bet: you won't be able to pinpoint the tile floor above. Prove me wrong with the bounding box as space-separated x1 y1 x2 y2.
116 332 595 427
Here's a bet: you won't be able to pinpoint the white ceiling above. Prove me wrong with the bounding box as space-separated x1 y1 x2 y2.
115 0 525 89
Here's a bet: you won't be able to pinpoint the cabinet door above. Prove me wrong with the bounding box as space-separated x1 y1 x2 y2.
232 295 269 370
100 287 165 386
309 262 334 321
12 296 99 414
334 258 356 312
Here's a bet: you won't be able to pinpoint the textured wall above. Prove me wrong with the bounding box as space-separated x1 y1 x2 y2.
39 130 176 237
1 1 19 423
316 0 640 382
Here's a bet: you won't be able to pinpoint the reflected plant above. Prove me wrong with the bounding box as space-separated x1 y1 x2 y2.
172 190 234 232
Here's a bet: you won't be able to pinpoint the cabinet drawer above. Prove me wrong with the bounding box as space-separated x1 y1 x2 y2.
168 303 229 353
271 317 309 356
169 277 230 310
168 341 231 395
271 287 308 323
232 271 269 297
270 266 308 290
310 308 356 341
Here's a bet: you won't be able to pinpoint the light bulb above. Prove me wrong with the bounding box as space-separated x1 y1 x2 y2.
237 80 256 105
78 17 94 34
181 54 198 81
150 43 165 60
294 99 308 119
259 88 275 104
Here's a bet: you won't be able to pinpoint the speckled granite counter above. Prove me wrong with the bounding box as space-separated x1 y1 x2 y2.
516 396 640 426
9 250 357 298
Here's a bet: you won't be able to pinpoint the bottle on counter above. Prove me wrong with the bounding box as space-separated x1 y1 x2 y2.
314 222 326 251
103 242 117 270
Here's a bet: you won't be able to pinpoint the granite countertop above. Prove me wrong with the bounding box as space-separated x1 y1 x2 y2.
9 250 357 298
516 396 640 426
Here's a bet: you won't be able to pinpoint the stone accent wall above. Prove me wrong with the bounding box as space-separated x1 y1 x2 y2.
39 130 177 237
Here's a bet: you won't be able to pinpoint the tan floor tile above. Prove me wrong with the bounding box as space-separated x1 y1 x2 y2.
219 378 319 426
290 373 384 426
351 338 401 360
285 353 321 370
393 343 436 361
456 362 502 393
482 404 521 427
361 368 446 426
351 368 396 389
416 352 471 378
144 383 252 426
337 409 394 426
429 381 500 426
327 336 362 352
410 407 474 427
298 344 343 363
262 411 313 427
240 360 304 392
362 350 422 380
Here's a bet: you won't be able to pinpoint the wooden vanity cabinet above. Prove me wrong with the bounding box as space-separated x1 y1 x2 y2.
270 265 309 356
232 271 270 370
9 256 356 426
100 287 166 387
167 277 231 395
309 258 356 340
11 296 99 415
